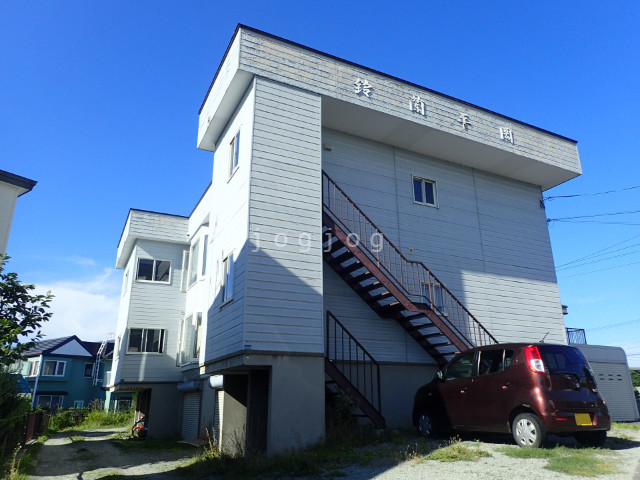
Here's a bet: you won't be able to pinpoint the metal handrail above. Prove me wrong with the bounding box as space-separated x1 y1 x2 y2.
326 311 382 415
322 171 497 348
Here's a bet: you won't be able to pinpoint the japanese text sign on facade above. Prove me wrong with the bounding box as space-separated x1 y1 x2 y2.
354 78 372 97
410 95 426 116
500 127 514 144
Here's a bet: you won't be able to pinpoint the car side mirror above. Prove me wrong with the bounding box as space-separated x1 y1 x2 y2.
436 370 444 381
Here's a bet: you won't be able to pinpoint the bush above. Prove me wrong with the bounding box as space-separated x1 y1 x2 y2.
0 371 31 464
82 407 134 428
48 409 80 431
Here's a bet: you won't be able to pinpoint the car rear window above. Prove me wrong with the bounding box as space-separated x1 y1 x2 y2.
538 345 589 376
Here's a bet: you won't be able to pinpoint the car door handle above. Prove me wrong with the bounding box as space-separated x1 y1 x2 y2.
460 387 468 394
501 383 510 390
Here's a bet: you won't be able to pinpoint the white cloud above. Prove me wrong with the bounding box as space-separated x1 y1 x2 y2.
34 268 121 342
66 256 98 267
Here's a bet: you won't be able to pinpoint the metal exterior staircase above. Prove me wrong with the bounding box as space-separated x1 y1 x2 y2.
325 311 385 428
322 171 497 367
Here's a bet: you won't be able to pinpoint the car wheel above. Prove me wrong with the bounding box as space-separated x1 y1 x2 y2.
575 431 607 447
416 411 436 438
512 413 545 448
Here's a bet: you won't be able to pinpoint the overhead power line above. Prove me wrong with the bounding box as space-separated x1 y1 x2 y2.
586 318 640 332
556 233 640 268
557 260 640 279
544 184 640 201
548 210 640 223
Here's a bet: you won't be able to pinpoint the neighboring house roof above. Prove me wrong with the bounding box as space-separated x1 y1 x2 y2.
23 336 114 359
0 169 37 196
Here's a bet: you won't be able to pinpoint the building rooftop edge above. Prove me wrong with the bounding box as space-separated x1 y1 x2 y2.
0 169 37 195
199 24 577 145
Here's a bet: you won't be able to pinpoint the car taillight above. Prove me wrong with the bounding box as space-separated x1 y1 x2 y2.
525 345 545 374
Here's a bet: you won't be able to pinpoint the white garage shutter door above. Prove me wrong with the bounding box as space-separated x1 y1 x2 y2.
181 392 200 440
592 362 640 422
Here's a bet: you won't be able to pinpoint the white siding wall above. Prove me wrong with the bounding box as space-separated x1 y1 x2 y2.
323 266 434 364
243 77 324 354
236 29 580 175
322 128 566 345
109 253 136 385
0 182 20 254
203 83 254 363
117 239 187 382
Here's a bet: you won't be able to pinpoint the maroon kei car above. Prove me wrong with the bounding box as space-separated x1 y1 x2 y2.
412 343 611 447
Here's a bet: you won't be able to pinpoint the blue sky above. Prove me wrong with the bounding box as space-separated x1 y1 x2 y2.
2 2 639 365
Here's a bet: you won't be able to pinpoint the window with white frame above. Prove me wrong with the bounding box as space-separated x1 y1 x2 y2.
136 258 171 283
228 130 240 177
222 253 234 304
421 281 448 317
177 315 192 366
42 360 66 376
73 400 84 409
187 230 209 288
37 395 64 410
188 239 200 287
27 360 40 377
127 328 165 353
192 312 202 360
84 363 94 378
413 176 437 207
201 235 208 276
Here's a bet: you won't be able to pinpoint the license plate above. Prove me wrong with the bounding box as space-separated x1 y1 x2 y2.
575 413 592 426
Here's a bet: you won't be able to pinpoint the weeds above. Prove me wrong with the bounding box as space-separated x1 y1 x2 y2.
613 422 640 431
500 445 620 476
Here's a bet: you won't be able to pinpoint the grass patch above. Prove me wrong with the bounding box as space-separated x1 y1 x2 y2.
546 452 619 477
613 422 640 431
421 438 491 463
500 445 619 477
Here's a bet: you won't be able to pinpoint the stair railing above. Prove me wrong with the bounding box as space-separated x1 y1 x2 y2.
322 171 497 348
326 310 382 415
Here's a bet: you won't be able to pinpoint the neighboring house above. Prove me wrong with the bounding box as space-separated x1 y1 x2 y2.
107 26 583 454
0 169 36 254
18 336 114 410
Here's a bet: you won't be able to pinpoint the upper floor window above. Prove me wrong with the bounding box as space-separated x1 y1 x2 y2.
413 176 437 207
228 130 240 177
222 253 234 304
136 258 171 283
192 312 202 360
84 363 94 378
27 360 40 377
187 232 209 288
42 360 66 376
127 328 165 354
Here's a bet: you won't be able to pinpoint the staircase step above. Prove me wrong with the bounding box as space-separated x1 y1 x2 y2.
369 291 393 302
358 281 382 293
347 270 374 284
332 250 355 264
374 303 405 317
340 262 365 276
430 341 453 348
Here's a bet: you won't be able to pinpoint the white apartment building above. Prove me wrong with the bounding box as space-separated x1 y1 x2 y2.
107 25 582 454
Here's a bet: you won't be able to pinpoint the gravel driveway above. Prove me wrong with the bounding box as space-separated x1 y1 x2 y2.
27 427 196 480
337 426 640 480
26 424 640 479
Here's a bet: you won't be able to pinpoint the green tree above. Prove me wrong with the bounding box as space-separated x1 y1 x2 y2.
630 369 640 388
0 255 53 367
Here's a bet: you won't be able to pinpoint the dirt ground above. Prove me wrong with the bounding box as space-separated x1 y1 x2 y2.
26 424 640 480
27 427 196 480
